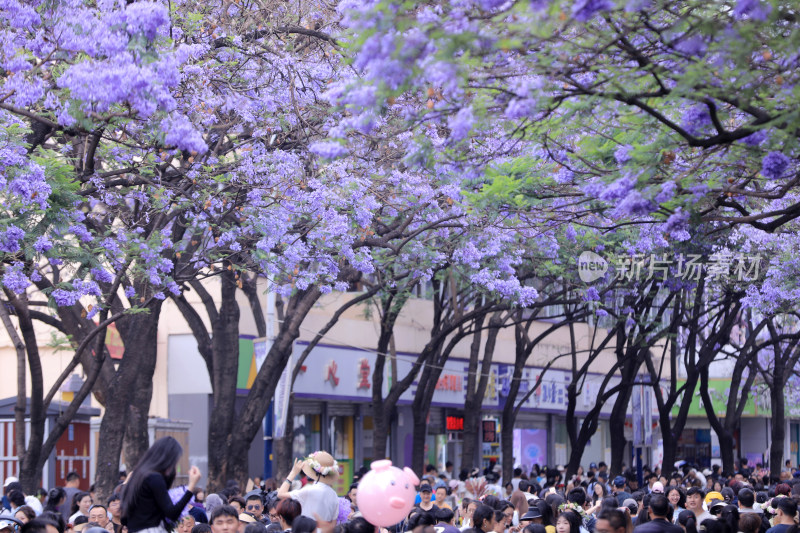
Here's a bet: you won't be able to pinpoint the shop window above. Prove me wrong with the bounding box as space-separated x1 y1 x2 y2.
293 415 320 458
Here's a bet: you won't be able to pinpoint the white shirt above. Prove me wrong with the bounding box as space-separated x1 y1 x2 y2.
290 483 338 522
69 511 88 524
24 496 43 516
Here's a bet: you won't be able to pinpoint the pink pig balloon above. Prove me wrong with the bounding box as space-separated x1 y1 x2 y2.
356 459 420 527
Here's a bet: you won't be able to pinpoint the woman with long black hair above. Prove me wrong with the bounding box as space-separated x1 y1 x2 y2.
121 436 202 533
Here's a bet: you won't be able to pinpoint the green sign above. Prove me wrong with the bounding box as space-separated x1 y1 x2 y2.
670 379 769 418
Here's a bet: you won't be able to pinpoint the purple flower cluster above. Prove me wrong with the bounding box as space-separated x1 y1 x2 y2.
124 1 169 40
309 141 349 159
448 106 474 143
733 0 771 20
681 105 711 136
761 151 791 180
572 0 614 21
162 115 208 154
614 144 633 165
2 263 30 294
0 225 25 253
33 235 52 253
662 209 690 241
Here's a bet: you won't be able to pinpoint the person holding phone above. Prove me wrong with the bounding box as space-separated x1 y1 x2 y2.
120 437 202 533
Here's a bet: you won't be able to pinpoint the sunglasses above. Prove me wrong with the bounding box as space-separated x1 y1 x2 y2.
246 505 261 511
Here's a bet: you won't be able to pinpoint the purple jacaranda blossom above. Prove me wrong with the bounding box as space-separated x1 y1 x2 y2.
124 286 136 298
733 0 771 20
572 0 613 20
0 225 25 253
52 289 81 307
761 151 791 180
69 225 94 242
675 35 707 57
2 263 30 294
91 268 114 284
681 105 711 135
309 141 348 159
124 2 169 40
448 106 474 142
163 115 208 154
475 0 508 10
33 235 52 253
599 175 635 202
565 224 577 242
583 286 600 301
615 190 656 216
663 208 691 241
614 144 633 165
740 129 768 146
596 308 609 318
655 182 676 203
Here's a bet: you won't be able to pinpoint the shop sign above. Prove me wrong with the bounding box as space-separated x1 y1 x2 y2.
482 420 498 443
436 374 462 392
446 416 464 431
357 358 371 390
324 360 340 387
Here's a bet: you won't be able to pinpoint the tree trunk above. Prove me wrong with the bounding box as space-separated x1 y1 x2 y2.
205 270 241 491
95 306 162 502
769 359 786 478
609 386 632 476
273 400 295 481
207 286 321 490
462 315 500 471
411 410 429 475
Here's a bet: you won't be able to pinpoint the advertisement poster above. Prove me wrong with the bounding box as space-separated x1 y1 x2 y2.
513 429 548 470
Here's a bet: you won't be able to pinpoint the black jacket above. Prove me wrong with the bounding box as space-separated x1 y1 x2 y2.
633 518 684 533
123 473 193 533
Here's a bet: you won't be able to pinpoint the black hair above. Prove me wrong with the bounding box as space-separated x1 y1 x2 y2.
600 496 619 512
523 526 547 533
567 488 586 507
557 511 582 533
459 469 470 482
229 496 246 510
534 499 555 527
107 494 120 505
473 504 495 531
15 506 36 521
120 436 184 522
719 505 739 533
409 512 436 530
88 504 107 514
678 510 697 533
666 486 685 509
738 488 754 508
435 507 455 524
482 496 501 510
6 482 22 495
686 487 705 497
242 522 267 533
40 512 65 533
73 517 89 527
8 490 26 508
591 482 609 504
649 494 669 518
700 519 730 533
777 497 798 517
191 525 213 533
596 509 626 532
22 518 62 533
71 492 91 515
66 473 80 483
291 517 317 533
210 505 239 524
519 481 531 493
245 494 262 503
343 517 375 533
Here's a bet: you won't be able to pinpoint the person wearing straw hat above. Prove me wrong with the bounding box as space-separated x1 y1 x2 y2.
277 452 339 529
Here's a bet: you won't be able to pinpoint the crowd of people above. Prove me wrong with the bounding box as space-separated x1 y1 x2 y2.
3 439 800 533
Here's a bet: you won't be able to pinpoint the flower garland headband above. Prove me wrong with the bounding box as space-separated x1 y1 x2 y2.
307 451 339 476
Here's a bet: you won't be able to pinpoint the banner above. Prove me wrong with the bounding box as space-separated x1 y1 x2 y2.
273 352 292 438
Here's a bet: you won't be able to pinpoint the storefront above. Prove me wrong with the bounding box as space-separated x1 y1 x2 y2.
283 341 634 478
